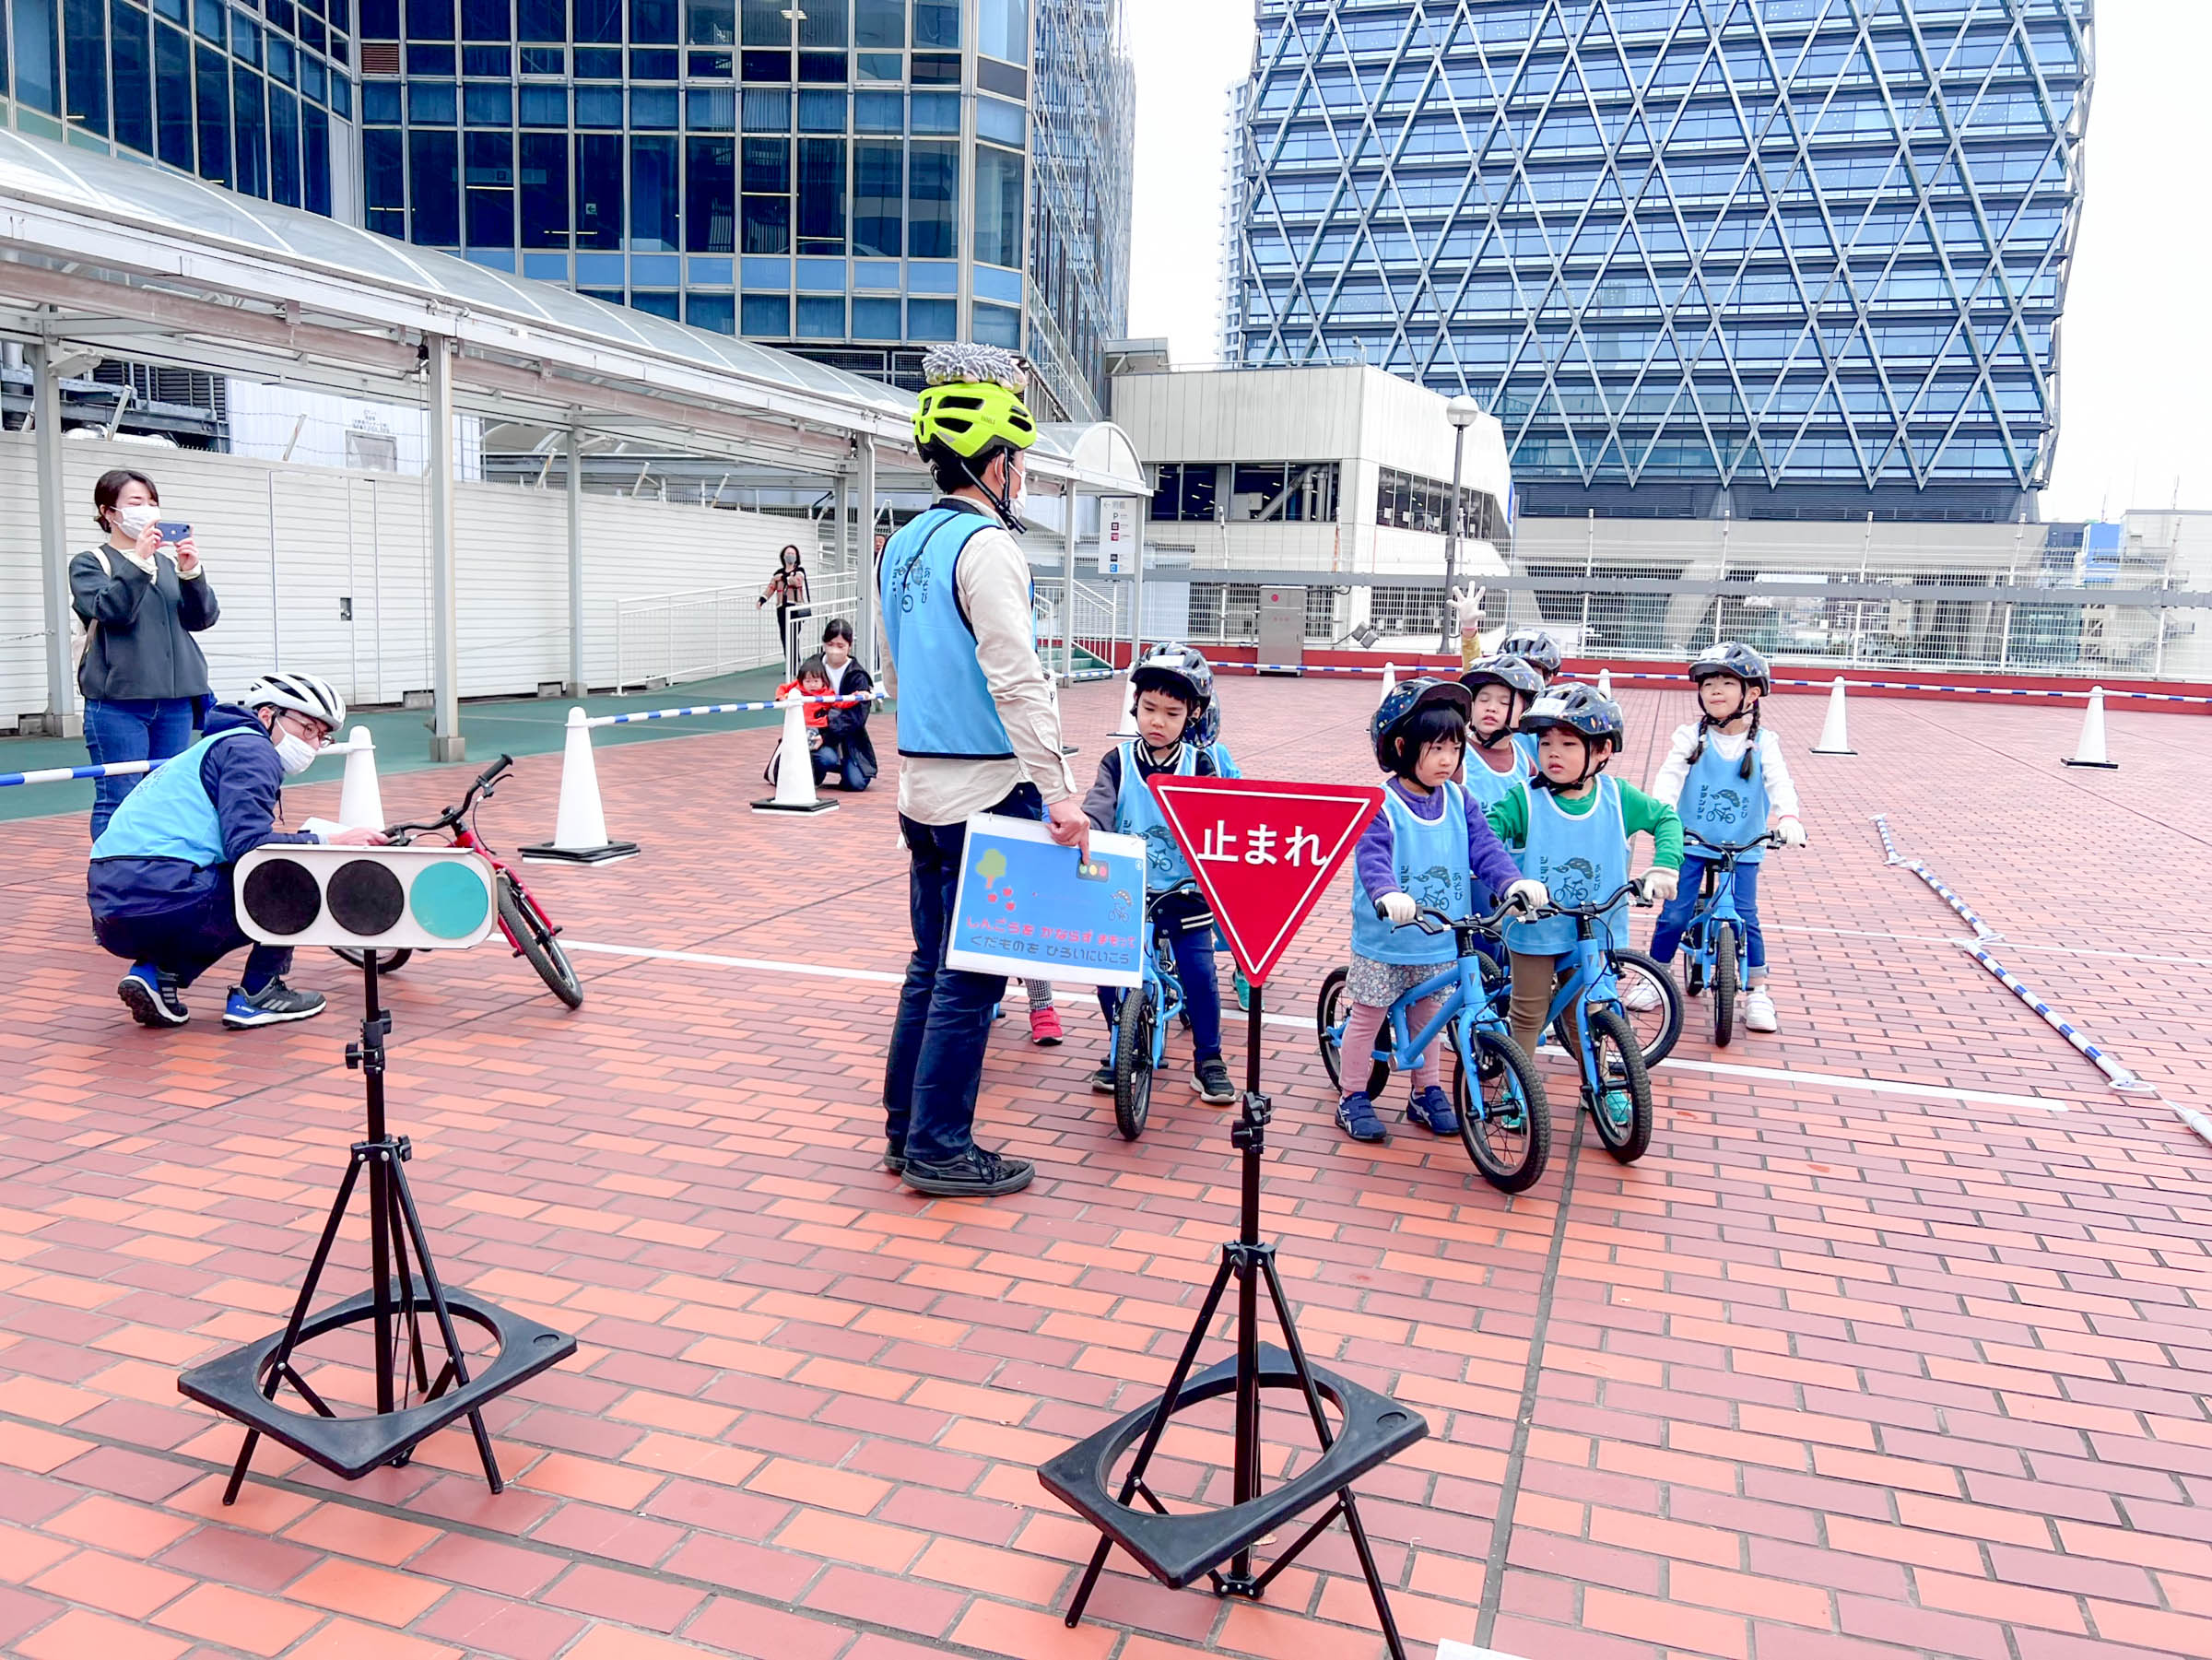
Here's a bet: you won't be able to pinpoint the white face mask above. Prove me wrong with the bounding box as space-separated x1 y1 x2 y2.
273 730 320 775
114 504 159 541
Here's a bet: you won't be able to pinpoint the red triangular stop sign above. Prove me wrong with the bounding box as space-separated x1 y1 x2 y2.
1147 776 1382 986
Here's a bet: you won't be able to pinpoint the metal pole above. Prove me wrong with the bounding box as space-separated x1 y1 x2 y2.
856 435 880 675
426 336 465 762
567 425 585 696
267 470 283 668
1131 507 1147 670
1579 510 1594 657
1062 486 1078 682
30 343 82 738
1440 425 1465 655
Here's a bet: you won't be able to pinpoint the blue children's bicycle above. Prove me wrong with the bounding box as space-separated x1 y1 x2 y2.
1677 830 1783 1047
1109 879 1200 1141
1528 880 1659 1164
1314 899 1550 1193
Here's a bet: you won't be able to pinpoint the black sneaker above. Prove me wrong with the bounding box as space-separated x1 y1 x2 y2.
118 966 189 1029
900 1146 1035 1198
221 979 327 1030
1194 1055 1237 1105
883 1142 906 1175
1089 1062 1116 1095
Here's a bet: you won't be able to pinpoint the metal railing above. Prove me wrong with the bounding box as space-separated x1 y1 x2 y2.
1035 578 1129 676
613 571 865 690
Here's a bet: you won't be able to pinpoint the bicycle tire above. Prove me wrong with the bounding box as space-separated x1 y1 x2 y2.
1710 922 1737 1048
499 874 583 1009
1583 1006 1653 1163
1112 984 1156 1140
332 947 414 972
1607 947 1682 1067
1452 1024 1551 1195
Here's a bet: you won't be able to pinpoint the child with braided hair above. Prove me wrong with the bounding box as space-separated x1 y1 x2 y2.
1633 642 1806 1033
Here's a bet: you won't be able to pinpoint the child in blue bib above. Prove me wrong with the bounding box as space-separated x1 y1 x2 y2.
1486 685 1684 1067
1338 678 1545 1145
1082 646 1241 1108
1639 642 1806 1033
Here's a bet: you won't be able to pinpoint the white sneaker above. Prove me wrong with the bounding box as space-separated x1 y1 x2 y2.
1743 989 1779 1033
1621 977 1664 1013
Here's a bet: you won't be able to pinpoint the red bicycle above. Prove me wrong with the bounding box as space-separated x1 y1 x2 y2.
332 754 583 1008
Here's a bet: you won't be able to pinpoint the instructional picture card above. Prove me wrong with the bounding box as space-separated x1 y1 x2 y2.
945 815 1148 988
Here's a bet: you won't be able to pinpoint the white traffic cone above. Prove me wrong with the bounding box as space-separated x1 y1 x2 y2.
521 707 642 861
1380 662 1397 703
1811 677 1855 755
752 693 839 814
2063 685 2118 769
336 725 384 830
1596 667 1614 700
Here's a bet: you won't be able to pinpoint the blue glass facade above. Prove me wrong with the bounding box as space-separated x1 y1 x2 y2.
1227 1 2093 519
3 0 351 214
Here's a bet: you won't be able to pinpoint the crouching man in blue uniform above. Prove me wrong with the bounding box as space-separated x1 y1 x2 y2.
88 669 385 1030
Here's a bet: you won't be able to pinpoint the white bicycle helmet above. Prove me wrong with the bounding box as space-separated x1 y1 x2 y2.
242 670 347 732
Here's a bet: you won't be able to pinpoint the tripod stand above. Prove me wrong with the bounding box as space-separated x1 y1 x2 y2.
180 955 575 1497
1039 985 1428 1655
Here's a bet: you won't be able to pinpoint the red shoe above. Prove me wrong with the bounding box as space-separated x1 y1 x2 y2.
1029 1004 1065 1046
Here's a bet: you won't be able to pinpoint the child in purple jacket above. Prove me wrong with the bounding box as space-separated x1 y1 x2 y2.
1338 679 1547 1145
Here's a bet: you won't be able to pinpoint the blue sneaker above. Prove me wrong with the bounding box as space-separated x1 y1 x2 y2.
117 965 189 1029
222 980 326 1030
1335 1091 1388 1144
1406 1085 1457 1136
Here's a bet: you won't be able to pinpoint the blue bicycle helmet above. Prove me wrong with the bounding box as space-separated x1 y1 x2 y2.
1371 677 1472 771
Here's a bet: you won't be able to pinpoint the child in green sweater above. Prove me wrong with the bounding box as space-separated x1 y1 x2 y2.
1486 686 1684 1064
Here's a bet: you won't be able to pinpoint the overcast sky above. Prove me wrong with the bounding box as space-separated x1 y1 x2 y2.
1124 0 2210 521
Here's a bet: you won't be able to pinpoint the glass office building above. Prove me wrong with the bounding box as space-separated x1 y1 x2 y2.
1226 1 2094 520
2 0 354 214
7 0 1129 417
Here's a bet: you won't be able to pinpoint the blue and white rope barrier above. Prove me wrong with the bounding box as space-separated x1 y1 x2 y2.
1897 857 2005 943
1564 668 2211 704
1870 813 1904 866
585 689 887 730
0 736 371 790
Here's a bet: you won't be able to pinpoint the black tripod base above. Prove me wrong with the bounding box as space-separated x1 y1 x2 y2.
179 1286 576 1481
1039 1344 1427 1590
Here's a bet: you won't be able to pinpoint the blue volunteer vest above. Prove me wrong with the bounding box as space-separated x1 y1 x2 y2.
1461 743 1532 811
878 503 1024 760
1117 739 1199 889
89 726 262 866
1351 782 1471 966
1505 775 1630 956
1677 734 1772 865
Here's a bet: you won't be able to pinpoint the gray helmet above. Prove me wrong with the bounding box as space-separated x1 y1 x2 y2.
1459 654 1545 748
1520 683 1625 748
1496 630 1563 679
242 669 346 732
1689 641 1771 692
1130 643 1218 746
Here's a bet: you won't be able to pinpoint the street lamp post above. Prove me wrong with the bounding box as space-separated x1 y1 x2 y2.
1440 394 1482 656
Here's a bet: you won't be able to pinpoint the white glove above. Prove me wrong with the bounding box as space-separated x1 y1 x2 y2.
1379 891 1418 925
1638 867 1679 905
1774 817 1807 848
1505 878 1548 913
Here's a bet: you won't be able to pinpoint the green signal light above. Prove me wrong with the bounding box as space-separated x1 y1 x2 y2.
410 860 491 939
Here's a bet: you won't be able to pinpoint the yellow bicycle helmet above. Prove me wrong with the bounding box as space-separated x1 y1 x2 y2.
913 343 1036 527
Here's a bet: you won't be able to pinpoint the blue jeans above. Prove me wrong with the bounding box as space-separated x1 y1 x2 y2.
85 697 198 842
812 740 870 793
91 877 292 993
1650 855 1765 971
883 783 1044 1165
1098 892 1223 1064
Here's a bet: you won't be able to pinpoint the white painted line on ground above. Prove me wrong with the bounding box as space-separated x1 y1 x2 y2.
1770 922 2212 970
569 940 2071 1113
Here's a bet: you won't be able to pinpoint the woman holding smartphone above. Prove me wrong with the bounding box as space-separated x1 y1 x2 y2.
71 468 221 839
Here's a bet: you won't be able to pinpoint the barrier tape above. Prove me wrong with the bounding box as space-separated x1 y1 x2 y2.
586 689 887 729
1560 668 2212 704
1898 858 2005 943
1870 812 1904 866
0 737 370 789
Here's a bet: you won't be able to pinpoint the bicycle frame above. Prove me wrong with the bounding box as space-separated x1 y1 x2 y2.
1679 832 1775 984
1115 884 1195 1066
1335 901 1520 1092
1535 884 1641 1091
385 757 560 955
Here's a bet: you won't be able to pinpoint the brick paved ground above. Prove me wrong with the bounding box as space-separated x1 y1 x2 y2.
0 676 2206 1660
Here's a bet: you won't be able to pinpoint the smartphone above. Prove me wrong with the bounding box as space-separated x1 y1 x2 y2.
154 521 191 545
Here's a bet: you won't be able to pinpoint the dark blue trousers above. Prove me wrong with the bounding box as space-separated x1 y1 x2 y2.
92 878 291 992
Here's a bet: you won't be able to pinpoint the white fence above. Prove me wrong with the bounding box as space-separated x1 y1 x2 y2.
611 570 864 690
0 432 797 726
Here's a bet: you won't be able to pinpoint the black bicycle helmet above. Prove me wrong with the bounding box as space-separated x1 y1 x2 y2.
1519 683 1625 748
1459 654 1545 748
1688 641 1771 692
1371 677 1472 772
1496 630 1564 681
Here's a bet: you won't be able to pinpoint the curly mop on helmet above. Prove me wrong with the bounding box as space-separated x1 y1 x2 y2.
912 343 1039 532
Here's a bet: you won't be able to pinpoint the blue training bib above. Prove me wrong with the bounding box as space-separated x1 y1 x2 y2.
1504 775 1630 957
1677 733 1772 865
1351 782 1471 966
1461 743 1532 811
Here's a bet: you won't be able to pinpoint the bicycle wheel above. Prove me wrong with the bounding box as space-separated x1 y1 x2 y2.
1112 983 1157 1140
1316 969 1349 1090
1452 1024 1551 1195
1607 947 1682 1067
332 947 414 972
1710 922 1738 1048
1583 1006 1653 1164
498 873 583 1009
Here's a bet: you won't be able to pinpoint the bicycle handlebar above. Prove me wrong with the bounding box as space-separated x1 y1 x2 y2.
1372 896 1524 935
1535 879 1652 920
1684 829 1784 855
384 753 516 842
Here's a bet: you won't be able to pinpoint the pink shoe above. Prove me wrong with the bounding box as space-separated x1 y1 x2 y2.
1029 1005 1065 1046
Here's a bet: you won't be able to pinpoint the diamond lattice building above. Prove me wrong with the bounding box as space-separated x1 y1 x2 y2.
1225 0 2094 521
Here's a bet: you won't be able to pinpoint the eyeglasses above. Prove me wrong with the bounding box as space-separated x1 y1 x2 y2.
277 712 333 748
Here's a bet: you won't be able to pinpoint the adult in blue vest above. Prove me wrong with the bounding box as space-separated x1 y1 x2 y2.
88 670 385 1030
877 343 1088 1200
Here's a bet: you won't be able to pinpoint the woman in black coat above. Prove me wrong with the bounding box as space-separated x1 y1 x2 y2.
72 468 220 840
812 618 877 793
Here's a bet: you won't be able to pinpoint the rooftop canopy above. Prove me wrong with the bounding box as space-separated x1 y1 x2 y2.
0 129 1147 495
